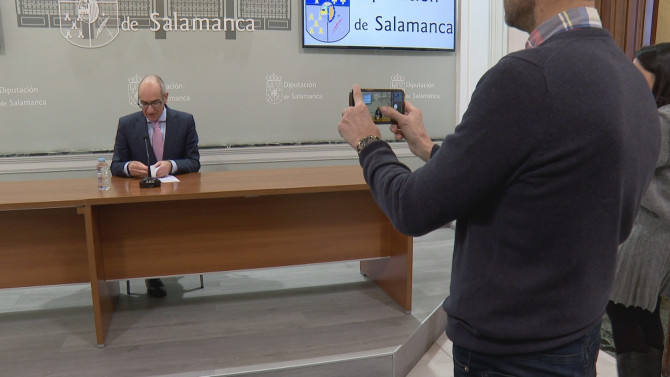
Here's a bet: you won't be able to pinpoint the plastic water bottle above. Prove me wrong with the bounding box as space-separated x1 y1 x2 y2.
96 157 111 191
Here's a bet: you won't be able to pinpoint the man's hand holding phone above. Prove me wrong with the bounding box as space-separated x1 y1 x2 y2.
340 84 435 161
383 100 435 162
339 85 382 151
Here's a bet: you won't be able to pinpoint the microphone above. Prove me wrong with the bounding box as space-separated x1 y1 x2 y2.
139 135 161 188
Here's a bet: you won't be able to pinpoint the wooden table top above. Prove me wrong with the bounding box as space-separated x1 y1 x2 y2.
0 165 369 210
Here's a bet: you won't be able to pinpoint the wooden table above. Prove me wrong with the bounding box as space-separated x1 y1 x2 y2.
0 166 413 346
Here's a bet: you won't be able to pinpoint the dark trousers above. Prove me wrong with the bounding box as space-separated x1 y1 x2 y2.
606 298 664 353
452 321 601 377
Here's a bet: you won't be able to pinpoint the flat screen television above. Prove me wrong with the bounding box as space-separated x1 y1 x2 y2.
302 0 455 51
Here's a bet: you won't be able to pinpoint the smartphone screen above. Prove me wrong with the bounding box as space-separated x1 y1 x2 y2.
349 89 405 124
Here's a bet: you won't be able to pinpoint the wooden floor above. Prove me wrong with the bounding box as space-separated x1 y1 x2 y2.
0 228 455 377
0 226 622 377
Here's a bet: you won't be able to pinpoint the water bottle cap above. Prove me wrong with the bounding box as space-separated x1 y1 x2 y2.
98 157 105 162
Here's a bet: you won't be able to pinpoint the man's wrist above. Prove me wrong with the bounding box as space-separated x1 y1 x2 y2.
413 139 436 162
124 161 132 177
356 135 381 154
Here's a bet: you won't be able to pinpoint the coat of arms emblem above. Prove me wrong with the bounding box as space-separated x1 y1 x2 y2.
266 73 283 105
304 0 349 43
58 0 120 48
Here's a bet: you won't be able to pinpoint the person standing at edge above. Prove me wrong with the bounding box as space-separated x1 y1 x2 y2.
607 43 670 377
338 1 660 376
111 74 200 297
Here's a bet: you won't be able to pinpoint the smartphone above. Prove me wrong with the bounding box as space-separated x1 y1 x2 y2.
349 89 405 124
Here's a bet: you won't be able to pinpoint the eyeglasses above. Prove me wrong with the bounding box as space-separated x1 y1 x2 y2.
137 98 164 109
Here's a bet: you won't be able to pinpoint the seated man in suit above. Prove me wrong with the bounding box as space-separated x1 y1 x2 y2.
111 74 200 297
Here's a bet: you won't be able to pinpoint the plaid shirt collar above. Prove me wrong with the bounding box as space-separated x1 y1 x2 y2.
526 7 602 49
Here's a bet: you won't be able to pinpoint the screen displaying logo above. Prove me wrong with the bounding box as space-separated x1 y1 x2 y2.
304 0 349 43
302 0 454 50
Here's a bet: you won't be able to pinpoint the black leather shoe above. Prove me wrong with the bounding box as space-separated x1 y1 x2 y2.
146 278 167 298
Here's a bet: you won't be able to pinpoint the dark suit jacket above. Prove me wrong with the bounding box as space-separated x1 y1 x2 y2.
111 106 200 177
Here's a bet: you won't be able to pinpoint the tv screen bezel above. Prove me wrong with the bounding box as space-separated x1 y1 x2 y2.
301 0 456 52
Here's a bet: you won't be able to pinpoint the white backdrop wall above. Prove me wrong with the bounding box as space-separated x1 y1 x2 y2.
0 0 516 179
0 0 456 154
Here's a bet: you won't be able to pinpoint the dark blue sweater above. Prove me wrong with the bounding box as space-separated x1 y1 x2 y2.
359 28 660 354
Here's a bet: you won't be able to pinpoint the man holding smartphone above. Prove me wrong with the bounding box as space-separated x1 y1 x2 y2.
338 1 660 376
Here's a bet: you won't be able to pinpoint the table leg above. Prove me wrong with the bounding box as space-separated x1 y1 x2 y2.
360 223 413 312
79 206 119 347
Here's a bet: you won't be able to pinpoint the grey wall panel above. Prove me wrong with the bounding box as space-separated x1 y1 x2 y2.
0 0 456 155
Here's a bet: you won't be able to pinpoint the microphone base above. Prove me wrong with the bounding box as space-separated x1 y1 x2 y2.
139 176 161 188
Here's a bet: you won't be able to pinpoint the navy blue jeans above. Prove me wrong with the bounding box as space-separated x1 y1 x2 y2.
452 322 601 377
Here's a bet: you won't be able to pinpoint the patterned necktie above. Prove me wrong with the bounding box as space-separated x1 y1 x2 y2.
152 121 163 161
